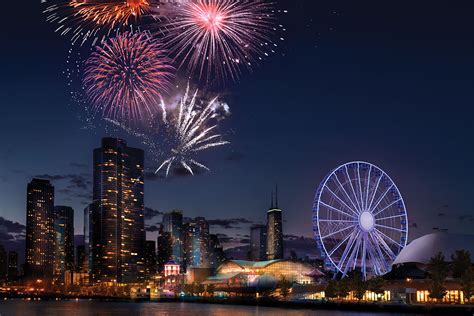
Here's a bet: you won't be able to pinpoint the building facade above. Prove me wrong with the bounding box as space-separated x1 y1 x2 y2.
25 178 55 281
157 229 173 273
144 240 157 279
90 138 145 284
184 217 210 270
266 193 283 260
7 251 18 283
209 234 226 269
0 245 6 282
162 210 184 267
250 224 267 261
53 206 74 284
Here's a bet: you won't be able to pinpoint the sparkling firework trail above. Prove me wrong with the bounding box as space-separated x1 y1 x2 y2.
156 84 230 176
164 0 279 82
43 0 157 45
83 31 174 126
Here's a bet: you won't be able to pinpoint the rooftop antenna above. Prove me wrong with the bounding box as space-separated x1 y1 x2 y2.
275 183 279 209
270 191 274 209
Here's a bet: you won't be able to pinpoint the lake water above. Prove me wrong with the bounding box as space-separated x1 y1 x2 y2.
0 300 417 316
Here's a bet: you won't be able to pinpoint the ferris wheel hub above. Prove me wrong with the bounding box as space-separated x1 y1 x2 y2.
359 211 375 232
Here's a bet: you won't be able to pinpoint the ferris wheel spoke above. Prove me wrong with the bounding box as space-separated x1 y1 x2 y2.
361 235 367 276
319 201 357 219
321 224 356 239
352 235 362 270
369 231 390 271
375 228 403 248
375 213 405 221
364 165 372 213
356 164 365 211
338 229 359 273
328 231 354 257
343 233 362 276
375 223 406 233
369 183 395 215
373 198 402 217
367 172 383 212
333 173 360 214
372 230 397 260
366 234 385 275
345 165 363 212
318 219 358 223
323 185 359 217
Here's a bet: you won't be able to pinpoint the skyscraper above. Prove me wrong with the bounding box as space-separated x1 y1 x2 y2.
7 251 18 283
83 203 93 274
90 137 145 284
53 206 75 284
144 240 157 279
266 188 284 260
209 234 226 269
25 178 55 281
157 228 172 273
250 224 267 261
183 217 210 270
162 210 183 267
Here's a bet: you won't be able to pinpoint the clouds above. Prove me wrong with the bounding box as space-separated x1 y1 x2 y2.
146 225 160 233
33 173 92 204
207 218 253 229
144 207 163 220
0 217 26 242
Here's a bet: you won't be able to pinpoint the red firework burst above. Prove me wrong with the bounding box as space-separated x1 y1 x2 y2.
165 0 277 83
83 31 174 125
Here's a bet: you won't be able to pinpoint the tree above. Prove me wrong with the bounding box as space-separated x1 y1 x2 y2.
349 273 366 301
324 279 338 300
451 250 471 279
337 277 350 300
428 252 448 301
461 266 474 303
368 276 386 299
278 275 292 298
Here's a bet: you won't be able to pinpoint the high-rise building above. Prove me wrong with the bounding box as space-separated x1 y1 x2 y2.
90 137 145 284
209 234 226 269
144 240 157 279
25 178 55 281
7 251 18 283
162 210 183 267
157 228 173 273
250 224 267 261
266 188 284 260
53 206 75 284
76 245 86 272
183 217 210 270
0 245 7 282
83 203 93 273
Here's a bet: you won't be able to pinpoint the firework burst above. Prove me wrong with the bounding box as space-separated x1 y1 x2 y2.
164 0 279 82
83 31 174 126
43 0 158 45
156 84 230 176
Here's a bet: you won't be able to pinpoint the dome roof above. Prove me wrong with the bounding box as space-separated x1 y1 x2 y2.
393 233 474 265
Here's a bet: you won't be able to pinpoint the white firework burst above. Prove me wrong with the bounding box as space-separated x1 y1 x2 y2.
156 85 230 176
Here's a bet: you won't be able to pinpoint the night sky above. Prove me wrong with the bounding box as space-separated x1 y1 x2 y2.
1 0 474 256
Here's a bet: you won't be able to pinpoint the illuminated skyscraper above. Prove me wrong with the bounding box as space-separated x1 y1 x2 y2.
25 178 55 281
266 188 284 260
90 138 145 284
53 206 75 284
183 217 210 269
250 224 267 261
162 210 183 267
209 234 226 269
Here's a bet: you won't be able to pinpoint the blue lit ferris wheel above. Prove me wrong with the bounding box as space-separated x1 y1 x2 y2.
313 161 408 279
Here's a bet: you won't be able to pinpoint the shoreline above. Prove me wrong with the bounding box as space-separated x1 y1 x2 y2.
1 295 473 315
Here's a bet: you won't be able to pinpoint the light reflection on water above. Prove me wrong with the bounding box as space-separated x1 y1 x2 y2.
0 300 415 316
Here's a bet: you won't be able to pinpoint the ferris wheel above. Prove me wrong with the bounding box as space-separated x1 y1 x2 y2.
313 161 408 279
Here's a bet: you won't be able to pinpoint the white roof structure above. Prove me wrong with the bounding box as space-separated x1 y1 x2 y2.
393 233 474 265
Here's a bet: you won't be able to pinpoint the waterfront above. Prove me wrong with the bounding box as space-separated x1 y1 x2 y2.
0 301 422 316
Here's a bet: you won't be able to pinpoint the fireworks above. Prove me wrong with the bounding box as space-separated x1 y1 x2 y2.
155 85 230 176
43 0 157 45
164 0 277 82
83 32 174 125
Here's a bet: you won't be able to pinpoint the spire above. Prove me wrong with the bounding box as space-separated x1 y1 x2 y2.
275 183 279 209
270 191 274 209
